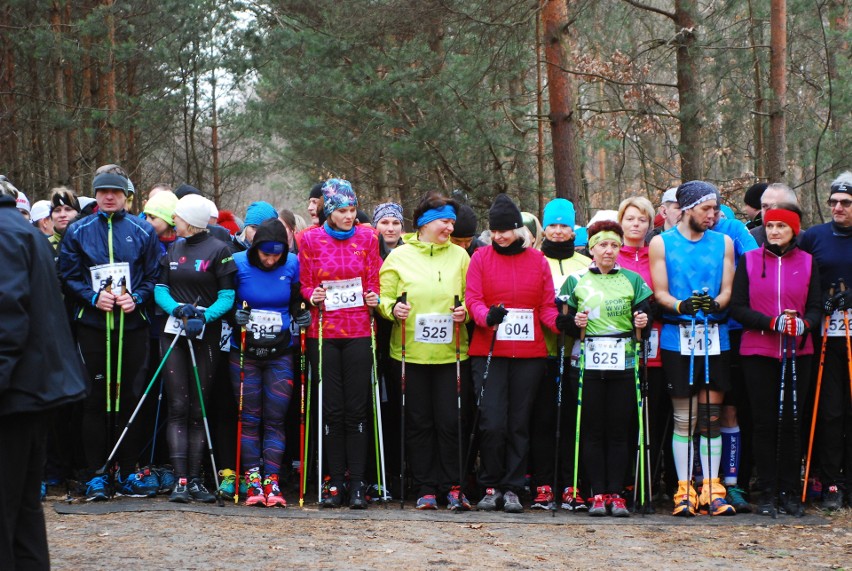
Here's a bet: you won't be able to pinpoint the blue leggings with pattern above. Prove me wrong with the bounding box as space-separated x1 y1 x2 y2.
228 352 294 475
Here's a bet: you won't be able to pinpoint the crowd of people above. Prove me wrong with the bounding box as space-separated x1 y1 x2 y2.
3 166 852 563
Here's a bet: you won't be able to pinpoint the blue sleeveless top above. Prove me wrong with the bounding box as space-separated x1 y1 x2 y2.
660 228 729 351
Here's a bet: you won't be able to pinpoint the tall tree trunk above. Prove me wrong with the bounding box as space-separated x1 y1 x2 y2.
51 0 70 184
101 0 119 162
747 0 765 179
767 0 786 181
535 7 545 221
0 4 20 181
211 72 221 206
674 0 702 181
63 0 77 183
826 0 847 135
542 0 586 223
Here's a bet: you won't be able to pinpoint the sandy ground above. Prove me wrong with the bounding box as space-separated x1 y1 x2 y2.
44 495 852 570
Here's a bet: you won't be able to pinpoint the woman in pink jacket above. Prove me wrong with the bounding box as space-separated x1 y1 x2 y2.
299 179 381 509
465 194 559 513
729 204 821 517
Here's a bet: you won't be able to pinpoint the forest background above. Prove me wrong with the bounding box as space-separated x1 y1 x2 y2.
1 0 849 227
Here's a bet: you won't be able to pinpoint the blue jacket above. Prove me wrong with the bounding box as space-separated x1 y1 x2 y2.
59 209 160 330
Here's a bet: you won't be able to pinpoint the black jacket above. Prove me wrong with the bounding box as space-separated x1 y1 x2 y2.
0 195 87 416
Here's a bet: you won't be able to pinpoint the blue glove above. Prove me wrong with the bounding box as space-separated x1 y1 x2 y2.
183 317 204 338
174 304 199 319
294 308 312 329
234 309 250 326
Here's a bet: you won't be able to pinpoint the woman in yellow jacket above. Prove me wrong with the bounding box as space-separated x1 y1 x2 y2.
379 191 471 510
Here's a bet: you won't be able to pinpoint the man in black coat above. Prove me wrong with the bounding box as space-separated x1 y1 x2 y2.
0 185 87 569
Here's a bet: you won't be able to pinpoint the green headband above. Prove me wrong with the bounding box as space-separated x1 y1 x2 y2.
588 230 623 249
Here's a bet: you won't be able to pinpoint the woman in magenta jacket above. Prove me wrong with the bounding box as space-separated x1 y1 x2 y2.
465 194 559 513
298 179 381 509
729 204 821 517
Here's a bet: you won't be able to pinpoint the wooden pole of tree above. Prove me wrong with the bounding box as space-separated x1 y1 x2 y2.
747 0 766 180
674 0 702 181
542 0 586 224
535 4 545 221
767 0 787 181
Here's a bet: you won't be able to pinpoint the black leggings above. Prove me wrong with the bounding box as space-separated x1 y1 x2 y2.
161 334 216 479
570 368 635 495
307 336 372 484
77 324 149 476
742 354 811 494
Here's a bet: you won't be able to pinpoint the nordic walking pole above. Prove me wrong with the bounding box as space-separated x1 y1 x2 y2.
773 316 789 520
633 322 647 514
701 290 712 514
553 302 568 516
299 301 307 508
571 320 587 507
367 293 388 504
103 276 115 494
462 316 500 486
684 292 699 516
149 373 165 466
317 302 324 504
454 295 464 494
302 311 313 507
186 334 222 505
235 302 248 505
116 277 126 422
100 331 182 474
399 292 408 509
803 285 833 503
786 309 803 517
838 279 852 406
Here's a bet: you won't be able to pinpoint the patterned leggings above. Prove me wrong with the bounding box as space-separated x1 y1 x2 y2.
228 352 294 475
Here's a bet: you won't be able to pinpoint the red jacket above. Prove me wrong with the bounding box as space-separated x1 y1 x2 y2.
466 245 558 358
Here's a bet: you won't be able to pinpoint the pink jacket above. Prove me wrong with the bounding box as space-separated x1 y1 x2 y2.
299 224 381 339
466 246 558 358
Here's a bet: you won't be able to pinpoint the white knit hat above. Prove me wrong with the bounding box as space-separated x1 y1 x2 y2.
30 200 52 222
174 194 211 228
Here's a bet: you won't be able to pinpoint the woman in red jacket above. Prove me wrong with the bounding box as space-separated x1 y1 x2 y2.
298 179 381 509
465 194 559 513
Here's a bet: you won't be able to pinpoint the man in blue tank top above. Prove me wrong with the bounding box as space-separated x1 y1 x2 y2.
649 180 736 517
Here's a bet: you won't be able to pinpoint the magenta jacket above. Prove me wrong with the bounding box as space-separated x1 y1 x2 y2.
299 224 382 339
730 245 822 359
466 245 559 358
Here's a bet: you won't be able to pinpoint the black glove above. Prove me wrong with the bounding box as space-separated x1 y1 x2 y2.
486 305 508 327
677 297 699 316
173 304 199 319
830 290 851 312
183 317 204 338
234 308 250 326
294 308 312 329
699 294 721 313
555 313 573 333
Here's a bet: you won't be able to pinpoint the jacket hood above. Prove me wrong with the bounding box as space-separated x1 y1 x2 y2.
248 218 289 270
404 231 454 254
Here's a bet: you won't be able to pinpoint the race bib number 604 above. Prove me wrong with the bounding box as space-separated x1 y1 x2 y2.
496 308 535 342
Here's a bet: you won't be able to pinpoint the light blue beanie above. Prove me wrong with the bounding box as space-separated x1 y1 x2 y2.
542 198 576 228
244 201 278 227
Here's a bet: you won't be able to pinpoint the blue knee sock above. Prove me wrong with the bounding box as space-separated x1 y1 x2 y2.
720 426 740 486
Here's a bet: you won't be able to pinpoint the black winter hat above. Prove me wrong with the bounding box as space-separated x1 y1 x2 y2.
488 194 523 231
309 182 324 199
744 182 768 209
452 204 478 238
174 183 202 199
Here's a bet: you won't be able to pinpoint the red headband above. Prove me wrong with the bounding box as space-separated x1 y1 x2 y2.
764 208 800 236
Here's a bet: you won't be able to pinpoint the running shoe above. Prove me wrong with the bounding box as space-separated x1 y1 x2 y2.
698 479 735 516
120 466 159 497
40 481 47 502
349 481 368 509
446 486 472 511
152 465 176 494
503 490 523 513
85 474 109 502
672 480 697 517
217 468 236 500
821 485 843 511
561 487 587 511
531 485 554 510
755 490 777 518
263 474 287 508
777 490 803 517
608 493 630 517
188 478 216 503
169 477 190 503
365 484 392 503
725 485 751 513
245 469 266 507
587 494 607 517
476 488 502 511
415 494 438 510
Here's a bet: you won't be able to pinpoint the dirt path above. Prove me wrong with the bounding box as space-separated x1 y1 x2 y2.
45 498 852 569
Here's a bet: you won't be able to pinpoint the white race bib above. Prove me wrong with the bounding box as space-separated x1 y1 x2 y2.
496 308 535 342
648 327 660 359
679 322 720 356
220 322 232 352
90 262 132 293
585 337 627 370
823 310 850 338
324 278 364 311
247 309 284 337
164 306 206 340
414 313 453 344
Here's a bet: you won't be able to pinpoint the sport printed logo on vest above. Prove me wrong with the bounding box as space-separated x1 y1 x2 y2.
195 259 211 272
